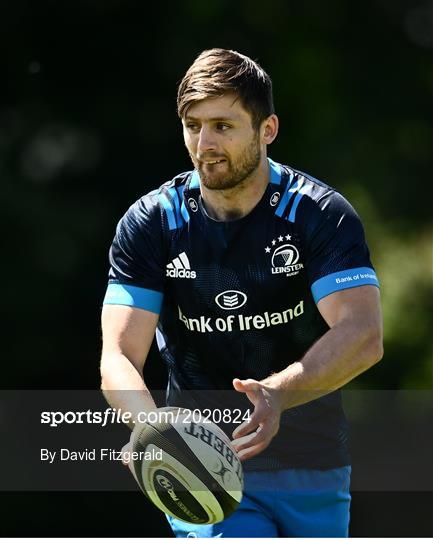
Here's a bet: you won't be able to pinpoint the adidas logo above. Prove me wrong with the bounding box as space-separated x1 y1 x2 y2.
166 252 196 279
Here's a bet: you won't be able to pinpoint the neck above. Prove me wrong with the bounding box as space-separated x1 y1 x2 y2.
200 156 270 222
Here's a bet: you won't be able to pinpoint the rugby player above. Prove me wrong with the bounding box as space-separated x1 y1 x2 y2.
100 49 383 537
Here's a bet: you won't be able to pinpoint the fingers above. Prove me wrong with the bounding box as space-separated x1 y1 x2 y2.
233 378 261 396
233 378 262 406
233 421 274 451
232 409 261 438
232 429 260 450
233 427 273 461
232 426 266 452
237 440 270 461
232 404 280 461
232 394 272 439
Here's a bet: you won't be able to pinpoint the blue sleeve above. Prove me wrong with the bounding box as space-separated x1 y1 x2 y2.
103 194 166 314
301 191 379 303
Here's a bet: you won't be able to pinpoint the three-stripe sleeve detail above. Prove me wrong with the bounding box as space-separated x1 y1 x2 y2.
288 183 312 223
159 185 191 230
274 174 312 224
158 192 177 230
274 172 297 218
178 185 191 224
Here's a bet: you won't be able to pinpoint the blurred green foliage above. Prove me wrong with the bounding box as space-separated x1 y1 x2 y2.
1 2 432 537
0 0 432 389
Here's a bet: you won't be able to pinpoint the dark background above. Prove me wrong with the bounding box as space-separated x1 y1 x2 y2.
1 0 432 536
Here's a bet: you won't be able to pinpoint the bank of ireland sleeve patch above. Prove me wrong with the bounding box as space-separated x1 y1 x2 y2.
311 267 380 303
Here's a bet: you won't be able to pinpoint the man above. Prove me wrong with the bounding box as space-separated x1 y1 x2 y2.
101 49 383 538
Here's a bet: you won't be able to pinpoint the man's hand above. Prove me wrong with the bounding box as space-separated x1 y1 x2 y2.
231 287 382 462
231 378 282 461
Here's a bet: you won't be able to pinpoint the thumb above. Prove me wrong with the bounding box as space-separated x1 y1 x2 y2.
233 378 260 393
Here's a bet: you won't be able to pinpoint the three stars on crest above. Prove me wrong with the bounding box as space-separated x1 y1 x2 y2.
265 234 291 253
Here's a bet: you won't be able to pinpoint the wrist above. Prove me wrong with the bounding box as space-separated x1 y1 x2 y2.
261 377 287 413
261 361 304 412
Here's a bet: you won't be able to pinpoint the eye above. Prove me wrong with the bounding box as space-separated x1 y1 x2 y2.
216 122 230 131
185 122 200 132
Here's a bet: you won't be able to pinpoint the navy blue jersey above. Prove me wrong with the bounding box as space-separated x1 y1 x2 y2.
104 158 379 471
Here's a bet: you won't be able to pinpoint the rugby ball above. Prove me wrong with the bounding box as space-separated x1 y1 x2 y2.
130 407 243 524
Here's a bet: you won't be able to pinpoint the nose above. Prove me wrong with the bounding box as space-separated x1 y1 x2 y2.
197 125 217 155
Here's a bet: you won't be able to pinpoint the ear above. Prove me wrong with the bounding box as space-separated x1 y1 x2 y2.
261 114 279 145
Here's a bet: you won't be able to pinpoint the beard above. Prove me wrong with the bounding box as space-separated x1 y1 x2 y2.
190 134 261 191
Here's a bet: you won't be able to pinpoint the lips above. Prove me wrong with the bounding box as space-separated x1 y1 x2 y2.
198 154 226 164
202 159 226 165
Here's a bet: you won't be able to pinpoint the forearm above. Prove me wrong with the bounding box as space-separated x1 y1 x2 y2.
100 352 157 428
263 318 383 411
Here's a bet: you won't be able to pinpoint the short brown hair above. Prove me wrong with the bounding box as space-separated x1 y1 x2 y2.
177 48 275 130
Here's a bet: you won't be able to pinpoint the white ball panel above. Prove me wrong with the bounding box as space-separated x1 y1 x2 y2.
170 415 243 501
141 443 225 524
